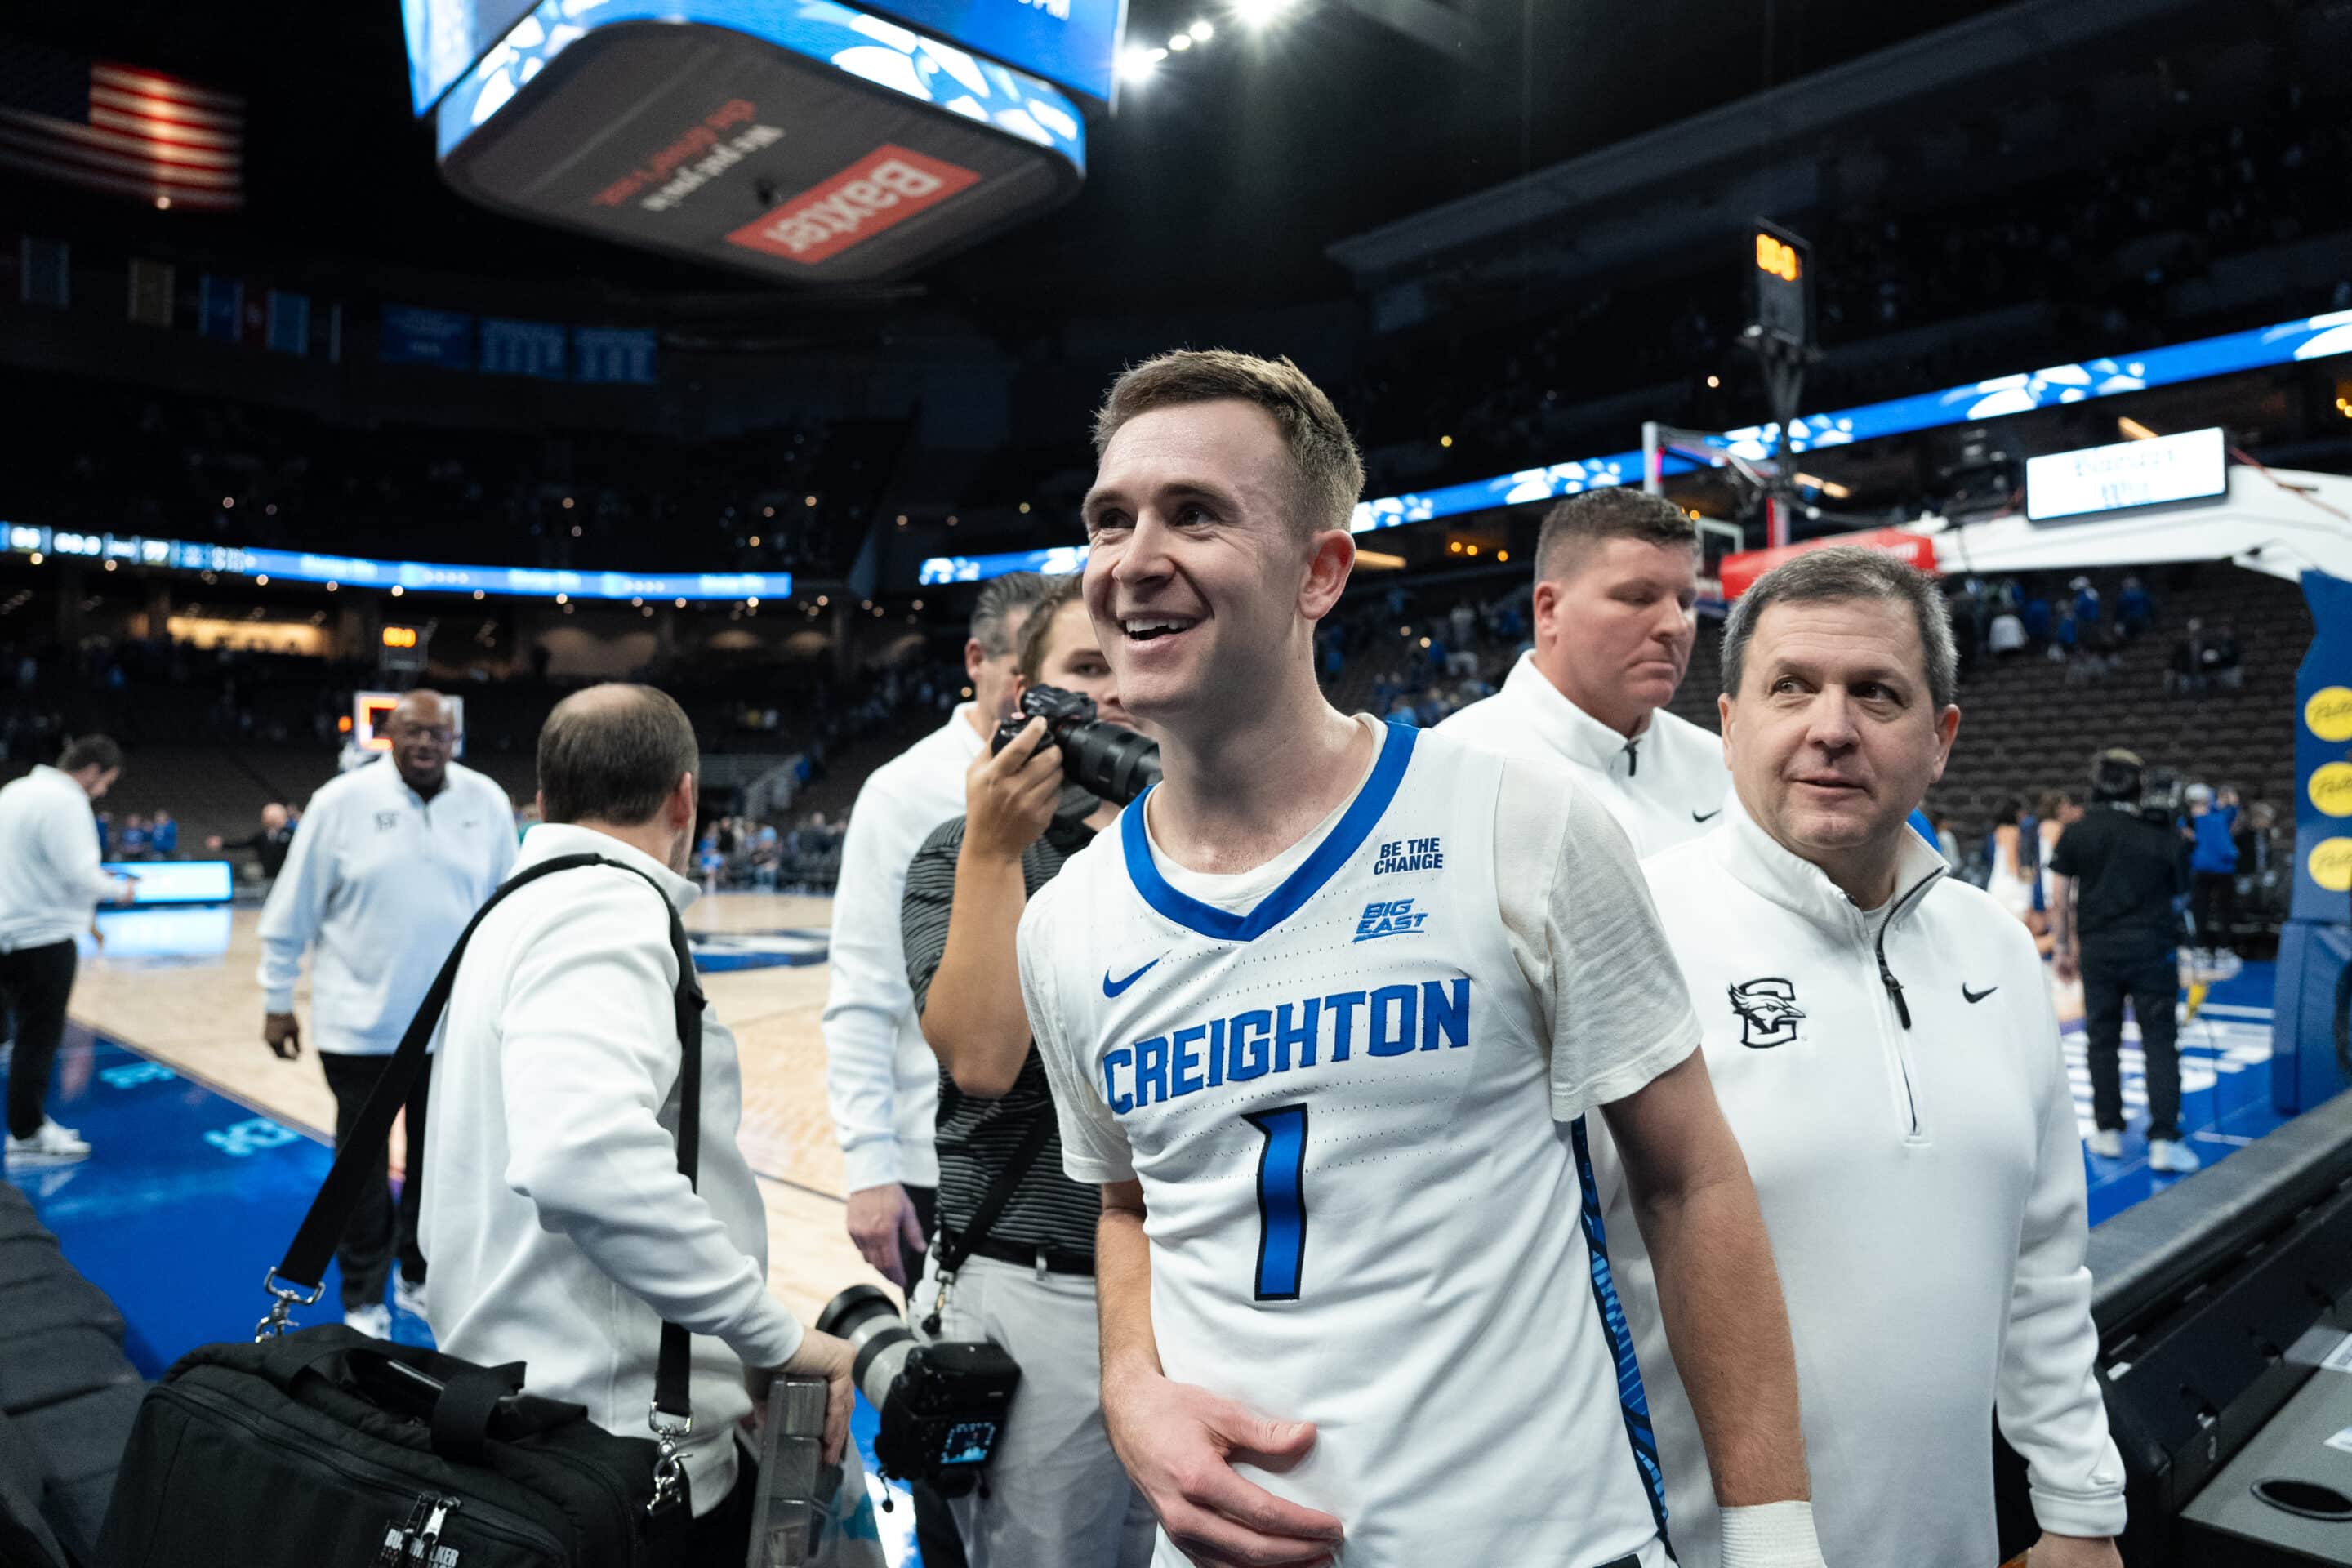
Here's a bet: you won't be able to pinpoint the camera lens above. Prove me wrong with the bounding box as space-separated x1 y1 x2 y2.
818 1285 917 1412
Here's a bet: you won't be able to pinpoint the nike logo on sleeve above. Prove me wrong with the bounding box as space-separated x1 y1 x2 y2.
1691 808 1722 823
1962 983 1998 1004
1103 959 1160 997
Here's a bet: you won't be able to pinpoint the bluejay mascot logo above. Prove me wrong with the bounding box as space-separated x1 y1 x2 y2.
1728 978 1805 1049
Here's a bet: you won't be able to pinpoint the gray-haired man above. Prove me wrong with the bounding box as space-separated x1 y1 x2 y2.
823 571 1060 1289
1591 546 2125 1568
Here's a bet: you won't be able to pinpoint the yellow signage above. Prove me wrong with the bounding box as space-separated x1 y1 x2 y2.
1755 232 1802 283
2309 685 2352 742
382 626 419 649
2314 761 2352 819
2312 836 2352 893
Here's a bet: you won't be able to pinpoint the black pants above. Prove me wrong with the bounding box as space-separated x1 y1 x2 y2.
644 1454 759 1567
317 1051 430 1312
1 940 77 1140
2082 947 2181 1142
2192 871 2236 952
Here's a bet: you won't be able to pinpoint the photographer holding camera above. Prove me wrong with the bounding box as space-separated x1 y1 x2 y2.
2050 748 2197 1173
895 575 1156 1568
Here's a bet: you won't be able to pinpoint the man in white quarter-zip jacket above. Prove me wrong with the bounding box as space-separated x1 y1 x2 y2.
1593 546 2125 1568
256 689 516 1334
1437 488 1730 854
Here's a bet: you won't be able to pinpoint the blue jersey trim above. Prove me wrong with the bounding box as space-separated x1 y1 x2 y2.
1120 720 1420 943
1570 1114 1673 1549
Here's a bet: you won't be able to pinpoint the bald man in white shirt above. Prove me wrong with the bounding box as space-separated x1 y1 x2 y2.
1438 488 1730 855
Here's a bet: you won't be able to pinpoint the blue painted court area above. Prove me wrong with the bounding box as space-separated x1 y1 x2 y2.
0 961 2288 1566
4 1022 925 1562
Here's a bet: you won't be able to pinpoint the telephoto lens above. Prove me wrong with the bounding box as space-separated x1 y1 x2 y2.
816 1285 1022 1496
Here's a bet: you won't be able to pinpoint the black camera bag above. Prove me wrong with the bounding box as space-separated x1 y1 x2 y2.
96 853 708 1567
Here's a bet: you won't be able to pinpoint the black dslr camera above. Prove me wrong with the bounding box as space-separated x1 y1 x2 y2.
816 1286 1020 1494
991 684 1161 806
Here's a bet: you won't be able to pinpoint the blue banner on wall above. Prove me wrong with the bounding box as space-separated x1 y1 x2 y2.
380 304 477 369
479 317 569 379
198 275 243 342
572 327 658 385
265 291 310 357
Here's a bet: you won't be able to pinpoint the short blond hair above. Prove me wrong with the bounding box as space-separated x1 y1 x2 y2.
1093 349 1364 537
1015 576 1085 685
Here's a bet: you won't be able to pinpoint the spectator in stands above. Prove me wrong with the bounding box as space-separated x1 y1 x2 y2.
1440 489 1728 854
2188 783 2241 960
2069 577 2101 634
2116 576 2153 639
2021 591 2052 649
1988 605 2027 659
2167 619 2203 694
149 808 177 858
256 690 518 1338
421 684 854 1562
900 577 1156 1568
118 813 149 860
0 736 137 1166
1449 599 1477 652
2197 621 2244 692
207 802 298 880
2049 607 2078 664
696 826 724 894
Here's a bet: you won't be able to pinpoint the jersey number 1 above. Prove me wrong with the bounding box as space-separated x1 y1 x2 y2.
1245 1104 1308 1302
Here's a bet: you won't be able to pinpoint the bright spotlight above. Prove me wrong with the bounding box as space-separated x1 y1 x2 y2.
1232 0 1295 25
1169 33 1192 50
1119 46 1162 82
1189 18 1215 39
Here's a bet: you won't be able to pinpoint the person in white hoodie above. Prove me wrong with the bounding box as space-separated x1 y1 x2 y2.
421 684 851 1563
1595 546 2124 1568
1437 488 1729 853
0 734 136 1165
256 689 516 1335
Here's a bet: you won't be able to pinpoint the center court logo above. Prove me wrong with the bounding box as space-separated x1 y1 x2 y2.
1728 978 1806 1049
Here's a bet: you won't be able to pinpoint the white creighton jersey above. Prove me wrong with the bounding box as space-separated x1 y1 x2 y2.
1023 719 1699 1568
1438 651 1730 856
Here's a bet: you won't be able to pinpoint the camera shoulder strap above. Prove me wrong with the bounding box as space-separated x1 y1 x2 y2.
270 851 704 1435
929 1107 1057 1279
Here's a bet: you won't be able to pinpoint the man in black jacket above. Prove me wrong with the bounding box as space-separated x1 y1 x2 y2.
2050 749 2194 1174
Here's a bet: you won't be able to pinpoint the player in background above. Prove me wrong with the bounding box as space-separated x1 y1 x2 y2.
1019 350 1828 1568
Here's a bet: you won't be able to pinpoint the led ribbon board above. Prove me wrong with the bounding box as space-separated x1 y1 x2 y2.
0 526 789 602
436 0 1087 285
915 306 2352 583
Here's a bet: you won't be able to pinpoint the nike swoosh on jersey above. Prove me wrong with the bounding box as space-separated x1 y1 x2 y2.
1103 959 1160 997
1691 808 1722 823
1962 983 1998 1004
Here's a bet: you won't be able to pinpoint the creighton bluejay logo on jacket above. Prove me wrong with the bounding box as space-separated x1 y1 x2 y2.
1728 977 1805 1049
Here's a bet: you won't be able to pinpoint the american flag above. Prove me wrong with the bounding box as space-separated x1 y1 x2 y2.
0 42 243 212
